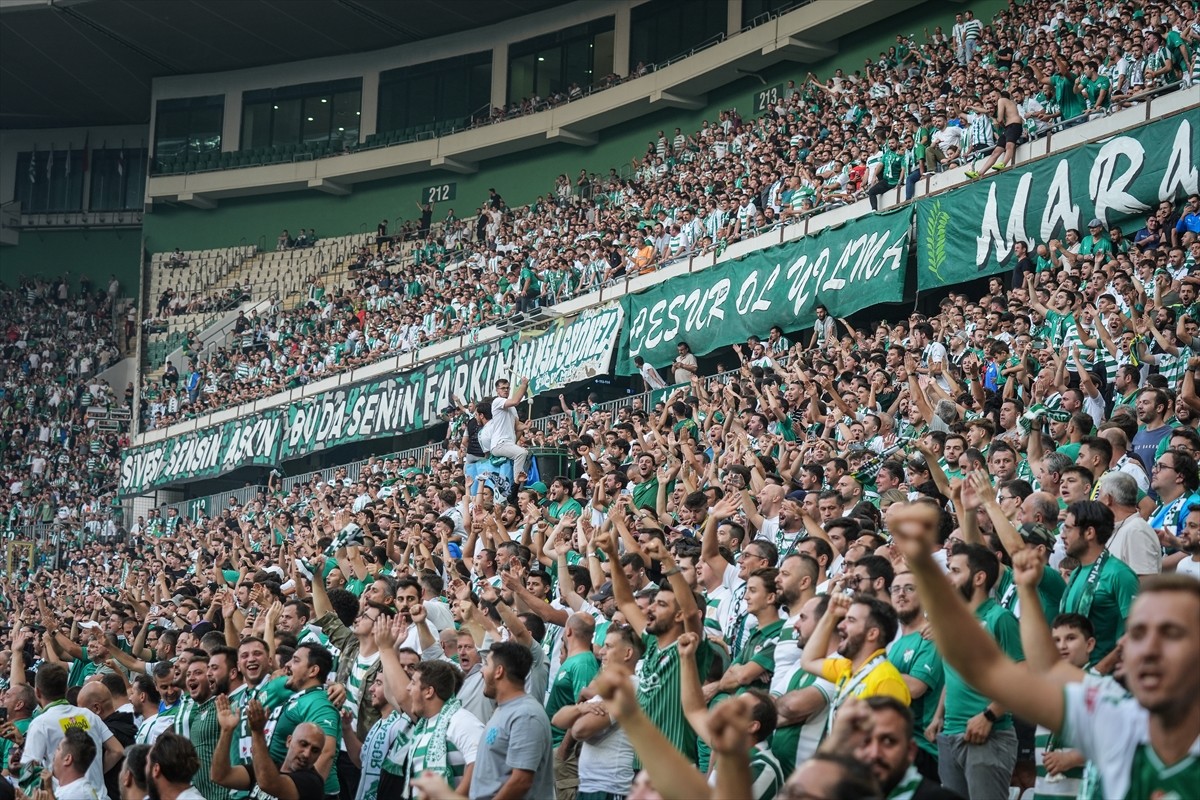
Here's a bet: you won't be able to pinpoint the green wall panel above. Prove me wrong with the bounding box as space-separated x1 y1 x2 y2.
0 229 142 295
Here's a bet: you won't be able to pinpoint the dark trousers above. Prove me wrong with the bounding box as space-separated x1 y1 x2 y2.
337 748 361 800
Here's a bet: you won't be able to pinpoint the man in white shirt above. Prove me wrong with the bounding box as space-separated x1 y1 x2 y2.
1098 472 1162 576
22 664 123 795
483 376 529 481
51 730 105 800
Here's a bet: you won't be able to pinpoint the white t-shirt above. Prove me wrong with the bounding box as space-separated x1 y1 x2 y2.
577 682 637 794
1175 557 1200 580
769 614 802 696
488 397 519 447
23 703 113 793
1062 674 1200 799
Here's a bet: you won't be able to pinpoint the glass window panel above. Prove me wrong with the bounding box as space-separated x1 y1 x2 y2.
192 106 223 153
241 101 271 150
273 97 302 146
508 53 536 104
539 45 563 98
332 90 360 147
302 96 332 144
592 30 614 81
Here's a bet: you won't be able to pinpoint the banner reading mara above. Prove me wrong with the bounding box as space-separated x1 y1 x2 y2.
119 305 623 495
618 208 911 374
916 113 1198 290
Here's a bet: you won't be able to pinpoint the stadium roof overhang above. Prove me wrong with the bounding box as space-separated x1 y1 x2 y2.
0 0 564 129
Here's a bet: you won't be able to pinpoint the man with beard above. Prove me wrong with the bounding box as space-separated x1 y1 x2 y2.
551 624 643 800
1170 506 1200 579
402 660 483 795
931 542 1024 800
211 697 326 800
228 636 291 799
800 590 909 732
164 658 224 800
145 732 204 800
891 502 1200 800
343 675 404 800
886 570 944 781
822 696 962 800
470 641 554 800
266 644 340 798
771 595 836 775
133 674 169 745
1058 501 1139 663
770 553 820 695
600 532 708 764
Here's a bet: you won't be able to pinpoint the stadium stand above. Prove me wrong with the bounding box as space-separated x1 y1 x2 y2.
3 3 1200 800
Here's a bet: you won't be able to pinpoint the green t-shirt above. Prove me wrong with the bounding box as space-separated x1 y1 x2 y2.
943 599 1024 735
546 497 584 523
1060 551 1139 663
732 618 784 692
888 631 944 757
635 632 712 765
267 684 341 795
547 651 601 746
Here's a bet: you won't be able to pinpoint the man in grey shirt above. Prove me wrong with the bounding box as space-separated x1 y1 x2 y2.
469 641 553 800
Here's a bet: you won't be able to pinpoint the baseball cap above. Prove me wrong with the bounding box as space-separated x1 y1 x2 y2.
590 581 614 604
1019 522 1056 548
1088 218 1104 228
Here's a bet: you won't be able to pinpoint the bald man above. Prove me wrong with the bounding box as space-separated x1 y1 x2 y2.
78 682 137 800
212 696 328 800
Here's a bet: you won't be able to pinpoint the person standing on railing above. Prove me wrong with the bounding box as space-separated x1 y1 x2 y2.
482 377 530 485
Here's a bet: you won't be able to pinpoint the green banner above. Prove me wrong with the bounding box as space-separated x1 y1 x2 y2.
916 113 1199 290
119 412 284 496
618 208 912 374
119 306 623 496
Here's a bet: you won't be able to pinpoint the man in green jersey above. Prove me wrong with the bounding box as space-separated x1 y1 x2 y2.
887 570 944 782
894 502 1200 800
545 613 599 800
1058 501 1139 663
600 534 709 764
266 644 340 796
212 696 328 800
164 657 225 800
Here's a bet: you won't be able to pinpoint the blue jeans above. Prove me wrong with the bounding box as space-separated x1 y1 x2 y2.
905 166 922 200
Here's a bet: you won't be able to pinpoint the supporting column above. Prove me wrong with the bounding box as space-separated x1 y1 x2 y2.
360 70 380 141
491 45 508 110
221 91 241 152
727 0 744 34
613 4 631 77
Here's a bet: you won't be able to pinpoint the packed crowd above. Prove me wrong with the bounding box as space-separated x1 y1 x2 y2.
139 0 1198 431
5 3 1200 799
0 278 131 543
5 174 1200 800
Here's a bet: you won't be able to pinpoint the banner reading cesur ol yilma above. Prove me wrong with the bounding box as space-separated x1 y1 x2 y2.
618 207 912 374
119 304 623 495
916 113 1198 290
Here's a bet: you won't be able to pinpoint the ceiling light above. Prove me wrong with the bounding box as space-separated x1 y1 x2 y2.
320 98 328 103
273 105 279 110
338 127 344 131
307 117 314 121
356 111 361 115
537 57 545 62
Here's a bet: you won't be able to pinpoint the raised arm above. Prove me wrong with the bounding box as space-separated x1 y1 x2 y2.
599 531 647 635
891 504 1062 731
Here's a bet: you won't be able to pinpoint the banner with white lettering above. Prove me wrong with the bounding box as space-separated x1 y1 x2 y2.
916 113 1198 290
617 208 912 373
118 306 623 495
